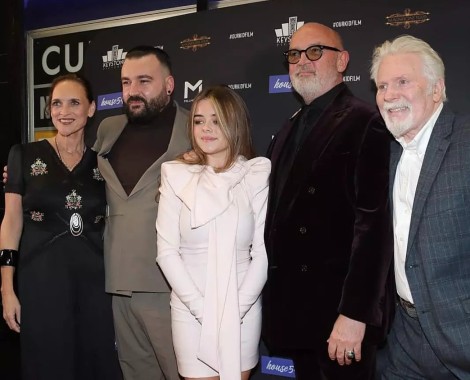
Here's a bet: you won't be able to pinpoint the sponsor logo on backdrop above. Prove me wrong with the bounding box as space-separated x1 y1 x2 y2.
102 45 127 70
261 356 295 378
228 83 252 90
42 42 84 76
180 35 211 52
269 75 292 94
275 16 304 45
343 75 361 82
332 19 362 28
386 9 430 29
229 31 254 40
184 80 203 103
97 92 123 110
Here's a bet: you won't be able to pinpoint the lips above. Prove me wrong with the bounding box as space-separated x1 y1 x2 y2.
387 106 409 113
296 70 315 77
383 101 411 117
128 100 144 107
58 118 75 124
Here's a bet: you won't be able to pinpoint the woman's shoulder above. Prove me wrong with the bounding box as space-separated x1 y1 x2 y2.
161 160 200 186
9 139 49 158
238 156 271 176
161 159 195 174
235 156 270 193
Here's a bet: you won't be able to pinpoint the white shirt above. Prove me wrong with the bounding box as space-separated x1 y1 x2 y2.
393 103 443 303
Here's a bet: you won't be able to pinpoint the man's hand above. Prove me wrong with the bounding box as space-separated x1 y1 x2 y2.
3 165 7 185
327 314 365 366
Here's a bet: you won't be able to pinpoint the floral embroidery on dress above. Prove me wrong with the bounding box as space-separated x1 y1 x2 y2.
30 158 48 176
92 167 104 181
94 215 104 224
30 211 44 222
65 189 83 210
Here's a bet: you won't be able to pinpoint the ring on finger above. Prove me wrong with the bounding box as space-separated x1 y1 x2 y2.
345 350 355 360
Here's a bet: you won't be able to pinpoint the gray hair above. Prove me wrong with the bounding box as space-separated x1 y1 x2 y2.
370 35 446 101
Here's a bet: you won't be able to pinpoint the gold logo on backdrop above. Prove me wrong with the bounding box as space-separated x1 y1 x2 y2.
180 34 211 52
386 9 430 29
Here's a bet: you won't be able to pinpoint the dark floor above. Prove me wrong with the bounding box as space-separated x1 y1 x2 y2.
0 318 21 380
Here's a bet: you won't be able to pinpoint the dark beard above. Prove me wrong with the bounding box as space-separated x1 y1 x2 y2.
124 93 168 125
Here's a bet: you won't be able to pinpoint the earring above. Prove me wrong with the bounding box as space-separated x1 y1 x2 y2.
167 90 171 95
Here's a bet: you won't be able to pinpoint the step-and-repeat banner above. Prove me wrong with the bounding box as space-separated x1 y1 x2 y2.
28 0 470 377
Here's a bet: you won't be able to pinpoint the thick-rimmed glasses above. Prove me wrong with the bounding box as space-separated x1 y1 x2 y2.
284 44 341 64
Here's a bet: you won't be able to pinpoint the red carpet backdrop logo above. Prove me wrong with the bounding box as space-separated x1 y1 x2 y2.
386 9 430 29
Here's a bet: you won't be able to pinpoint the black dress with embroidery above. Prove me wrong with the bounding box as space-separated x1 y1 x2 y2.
5 140 121 380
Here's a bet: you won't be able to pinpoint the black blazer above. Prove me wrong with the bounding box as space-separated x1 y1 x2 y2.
262 86 395 350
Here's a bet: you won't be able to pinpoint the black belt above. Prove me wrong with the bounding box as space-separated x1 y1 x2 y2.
399 296 418 319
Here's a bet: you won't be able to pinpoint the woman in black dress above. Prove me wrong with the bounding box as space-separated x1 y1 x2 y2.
0 74 120 379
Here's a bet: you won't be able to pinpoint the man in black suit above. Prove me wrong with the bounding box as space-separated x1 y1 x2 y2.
262 22 394 380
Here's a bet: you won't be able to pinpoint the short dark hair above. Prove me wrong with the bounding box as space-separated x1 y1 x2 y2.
125 45 172 75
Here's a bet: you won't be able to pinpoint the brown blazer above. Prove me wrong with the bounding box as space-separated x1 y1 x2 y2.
262 86 395 350
93 102 190 295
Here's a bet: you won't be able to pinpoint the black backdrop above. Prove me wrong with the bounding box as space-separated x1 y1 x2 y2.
27 0 470 377
30 0 470 154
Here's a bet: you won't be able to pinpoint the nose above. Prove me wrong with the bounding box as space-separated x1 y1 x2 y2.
297 50 311 65
202 122 212 132
128 81 141 96
59 103 71 114
382 85 399 102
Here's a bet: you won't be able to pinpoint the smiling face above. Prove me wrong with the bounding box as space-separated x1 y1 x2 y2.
288 23 349 104
192 98 229 169
50 80 95 137
375 53 443 142
121 54 174 124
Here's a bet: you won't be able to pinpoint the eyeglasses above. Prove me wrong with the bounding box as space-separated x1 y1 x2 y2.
284 44 341 64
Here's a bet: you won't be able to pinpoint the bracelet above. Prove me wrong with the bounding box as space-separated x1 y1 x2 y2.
0 249 19 267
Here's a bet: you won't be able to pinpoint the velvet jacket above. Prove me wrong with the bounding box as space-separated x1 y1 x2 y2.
262 86 395 350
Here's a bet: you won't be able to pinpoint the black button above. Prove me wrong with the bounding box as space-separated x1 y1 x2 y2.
307 186 316 195
299 227 307 234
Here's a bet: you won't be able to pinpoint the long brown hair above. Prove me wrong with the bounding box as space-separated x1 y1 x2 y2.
181 85 255 172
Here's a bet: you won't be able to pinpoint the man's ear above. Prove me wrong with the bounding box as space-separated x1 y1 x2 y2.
336 50 350 73
432 78 445 103
165 75 175 95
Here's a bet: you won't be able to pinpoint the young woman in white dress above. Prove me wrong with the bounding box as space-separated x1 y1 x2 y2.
156 85 270 380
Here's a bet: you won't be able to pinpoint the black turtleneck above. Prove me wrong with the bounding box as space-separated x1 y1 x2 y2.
108 101 176 195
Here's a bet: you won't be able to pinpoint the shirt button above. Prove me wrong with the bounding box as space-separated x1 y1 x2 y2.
301 264 308 272
299 227 307 234
307 186 316 195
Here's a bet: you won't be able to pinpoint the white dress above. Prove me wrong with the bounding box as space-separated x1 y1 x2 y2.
156 156 270 379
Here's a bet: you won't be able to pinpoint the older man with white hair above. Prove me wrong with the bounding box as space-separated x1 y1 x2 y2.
371 35 470 379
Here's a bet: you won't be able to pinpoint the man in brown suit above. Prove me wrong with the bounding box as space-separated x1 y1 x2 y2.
93 46 189 380
262 23 394 380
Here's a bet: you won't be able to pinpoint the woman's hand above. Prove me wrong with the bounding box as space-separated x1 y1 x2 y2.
2 289 21 332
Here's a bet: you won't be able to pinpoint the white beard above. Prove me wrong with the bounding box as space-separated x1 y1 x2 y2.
381 101 413 138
